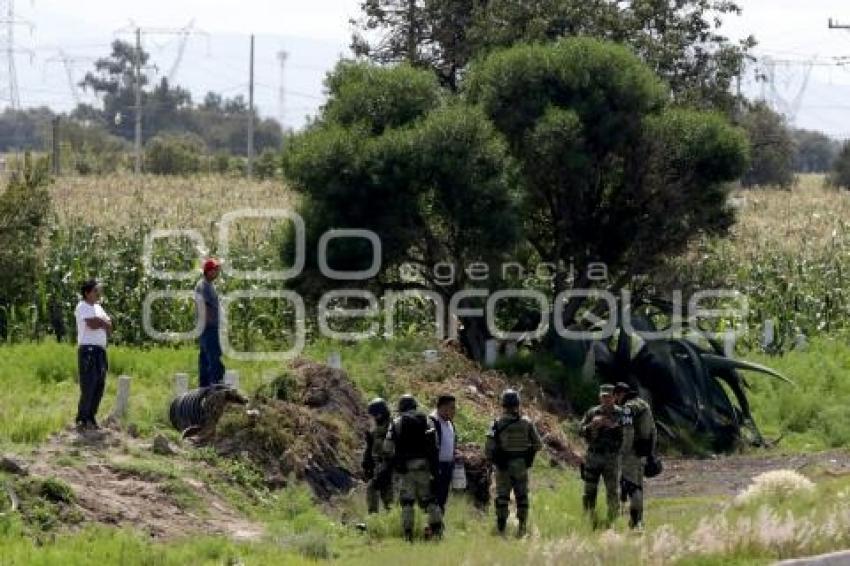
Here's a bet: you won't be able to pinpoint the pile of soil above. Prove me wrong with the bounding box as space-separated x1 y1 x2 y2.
412 346 583 469
209 359 367 499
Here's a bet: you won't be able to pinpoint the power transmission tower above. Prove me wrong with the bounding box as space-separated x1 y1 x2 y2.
276 49 287 131
167 19 209 83
116 20 209 85
247 34 255 177
0 0 32 109
44 50 95 105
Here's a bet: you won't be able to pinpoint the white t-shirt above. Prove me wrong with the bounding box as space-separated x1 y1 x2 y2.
75 301 110 347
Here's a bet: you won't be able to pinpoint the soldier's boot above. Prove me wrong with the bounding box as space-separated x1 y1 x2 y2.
429 522 443 540
517 506 529 538
403 528 414 542
629 509 644 531
516 520 527 538
496 517 507 536
583 491 599 530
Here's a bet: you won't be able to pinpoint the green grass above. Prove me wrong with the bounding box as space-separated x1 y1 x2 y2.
2 337 850 564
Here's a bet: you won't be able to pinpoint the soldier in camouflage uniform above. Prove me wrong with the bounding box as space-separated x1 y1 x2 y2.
363 398 393 514
614 382 656 530
580 384 624 529
485 389 542 537
384 394 443 541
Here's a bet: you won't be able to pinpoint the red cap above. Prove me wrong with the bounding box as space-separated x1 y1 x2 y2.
202 257 221 273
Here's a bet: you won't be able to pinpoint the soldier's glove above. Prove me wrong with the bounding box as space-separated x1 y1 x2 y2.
363 464 375 481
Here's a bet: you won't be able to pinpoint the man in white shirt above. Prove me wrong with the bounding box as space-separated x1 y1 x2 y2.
74 279 112 431
429 394 458 513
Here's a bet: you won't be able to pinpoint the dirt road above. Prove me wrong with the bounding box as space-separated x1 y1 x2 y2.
647 449 850 499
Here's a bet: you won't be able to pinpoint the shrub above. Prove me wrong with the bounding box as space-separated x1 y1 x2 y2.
734 470 815 506
740 101 795 188
828 141 850 189
144 133 205 175
253 148 280 180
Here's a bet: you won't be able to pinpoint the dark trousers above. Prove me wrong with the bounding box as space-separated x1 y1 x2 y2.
434 461 454 511
76 345 107 425
198 326 225 388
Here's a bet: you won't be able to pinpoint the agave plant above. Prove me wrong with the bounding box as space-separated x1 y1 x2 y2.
551 309 794 452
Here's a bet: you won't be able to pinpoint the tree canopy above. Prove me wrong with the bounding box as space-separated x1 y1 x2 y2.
352 0 754 111
284 38 749 357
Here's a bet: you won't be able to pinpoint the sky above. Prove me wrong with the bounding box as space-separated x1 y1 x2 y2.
5 0 850 138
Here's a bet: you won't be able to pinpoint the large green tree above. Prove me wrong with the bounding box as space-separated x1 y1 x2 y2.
793 129 839 173
352 0 754 109
465 38 749 310
739 101 795 188
76 40 282 157
829 142 850 190
282 62 519 358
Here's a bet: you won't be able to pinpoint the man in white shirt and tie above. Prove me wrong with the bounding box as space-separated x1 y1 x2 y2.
74 279 113 431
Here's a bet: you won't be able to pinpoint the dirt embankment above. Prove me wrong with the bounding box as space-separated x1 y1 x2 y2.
8 428 264 541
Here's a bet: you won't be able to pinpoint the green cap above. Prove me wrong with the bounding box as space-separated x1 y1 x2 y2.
599 384 615 396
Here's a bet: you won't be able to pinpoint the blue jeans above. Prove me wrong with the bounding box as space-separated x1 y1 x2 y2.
198 326 224 388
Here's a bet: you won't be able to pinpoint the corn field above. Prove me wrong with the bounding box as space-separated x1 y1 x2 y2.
3 172 849 351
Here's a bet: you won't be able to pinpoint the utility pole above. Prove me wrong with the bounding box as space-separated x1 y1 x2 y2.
276 49 288 133
247 34 255 177
134 27 142 175
51 116 60 176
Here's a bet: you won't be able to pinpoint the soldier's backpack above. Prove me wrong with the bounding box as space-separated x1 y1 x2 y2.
392 413 437 472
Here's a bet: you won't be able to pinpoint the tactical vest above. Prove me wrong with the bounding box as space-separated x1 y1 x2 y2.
585 405 624 454
494 415 534 454
370 420 390 462
392 412 435 462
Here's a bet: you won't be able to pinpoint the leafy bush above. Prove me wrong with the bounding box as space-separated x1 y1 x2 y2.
828 141 850 189
144 133 205 175
740 102 795 188
253 148 280 180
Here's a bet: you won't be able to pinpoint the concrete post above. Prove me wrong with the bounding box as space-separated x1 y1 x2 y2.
174 373 189 396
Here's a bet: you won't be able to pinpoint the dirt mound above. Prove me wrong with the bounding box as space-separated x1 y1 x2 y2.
412 345 582 468
208 359 367 499
291 358 369 436
15 428 263 541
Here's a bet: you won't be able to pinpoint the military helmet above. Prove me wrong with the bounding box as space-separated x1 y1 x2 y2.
367 397 390 418
613 382 633 394
397 394 417 412
500 388 520 408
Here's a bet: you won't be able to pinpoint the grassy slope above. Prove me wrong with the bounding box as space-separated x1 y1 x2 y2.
3 174 850 563
2 338 850 565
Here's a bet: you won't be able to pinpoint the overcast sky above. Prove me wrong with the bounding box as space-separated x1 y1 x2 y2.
8 0 850 137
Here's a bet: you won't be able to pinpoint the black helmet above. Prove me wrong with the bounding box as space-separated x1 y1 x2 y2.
367 397 389 418
501 388 520 409
397 394 417 412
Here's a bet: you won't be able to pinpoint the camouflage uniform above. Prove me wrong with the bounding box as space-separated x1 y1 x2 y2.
384 408 442 539
580 401 624 528
620 394 655 528
484 412 542 533
363 418 393 513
